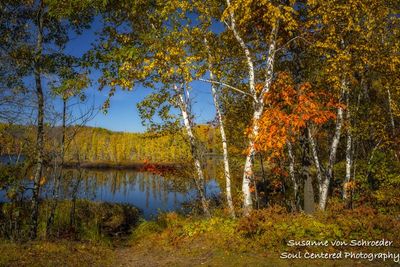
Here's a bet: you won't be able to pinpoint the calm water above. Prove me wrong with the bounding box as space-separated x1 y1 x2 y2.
0 155 25 165
0 169 221 219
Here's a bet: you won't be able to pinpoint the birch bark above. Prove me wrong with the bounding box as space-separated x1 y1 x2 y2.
307 127 323 196
287 140 299 210
343 93 352 200
176 86 210 217
387 89 395 136
205 38 235 217
308 81 344 210
226 0 277 215
209 71 235 217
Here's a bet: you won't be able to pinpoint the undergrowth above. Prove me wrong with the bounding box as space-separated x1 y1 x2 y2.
131 202 400 254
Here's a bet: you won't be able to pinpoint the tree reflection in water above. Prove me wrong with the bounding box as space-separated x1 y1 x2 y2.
53 169 220 219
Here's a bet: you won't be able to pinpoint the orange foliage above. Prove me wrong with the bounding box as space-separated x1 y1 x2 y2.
39 176 46 186
252 72 338 160
255 83 264 94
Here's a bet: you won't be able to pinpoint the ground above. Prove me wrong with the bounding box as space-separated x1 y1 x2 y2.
114 237 396 267
1 208 399 267
1 238 396 267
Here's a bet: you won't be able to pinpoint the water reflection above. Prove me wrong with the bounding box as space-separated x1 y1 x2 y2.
38 169 221 219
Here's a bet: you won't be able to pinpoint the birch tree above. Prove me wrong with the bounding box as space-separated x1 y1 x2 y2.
1 0 93 238
192 1 237 217
91 0 213 215
306 0 399 209
220 0 299 214
204 37 235 217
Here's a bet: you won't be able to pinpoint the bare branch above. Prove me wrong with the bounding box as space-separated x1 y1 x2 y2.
199 78 256 100
275 34 312 53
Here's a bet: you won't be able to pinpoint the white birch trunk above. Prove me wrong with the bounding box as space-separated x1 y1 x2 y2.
226 0 277 215
387 89 395 135
287 140 298 210
387 89 399 161
308 126 329 210
30 1 44 239
226 0 255 215
209 72 235 217
242 106 263 215
321 85 345 210
343 93 352 200
308 80 345 210
205 38 235 217
226 0 256 97
307 127 323 195
177 88 210 217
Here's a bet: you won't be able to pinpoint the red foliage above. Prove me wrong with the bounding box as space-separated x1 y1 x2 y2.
140 161 175 175
251 72 339 160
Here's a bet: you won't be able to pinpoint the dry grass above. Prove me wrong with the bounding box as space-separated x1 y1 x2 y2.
0 241 114 267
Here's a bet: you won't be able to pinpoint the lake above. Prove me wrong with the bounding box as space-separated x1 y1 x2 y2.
0 168 221 219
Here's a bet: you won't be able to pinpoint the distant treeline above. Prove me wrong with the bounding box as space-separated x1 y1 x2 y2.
0 123 220 164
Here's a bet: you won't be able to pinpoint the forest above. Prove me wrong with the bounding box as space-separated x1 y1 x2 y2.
0 0 399 266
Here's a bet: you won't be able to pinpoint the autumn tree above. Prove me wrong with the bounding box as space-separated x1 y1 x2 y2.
306 0 400 209
253 73 337 210
215 0 301 214
0 0 93 238
90 0 215 215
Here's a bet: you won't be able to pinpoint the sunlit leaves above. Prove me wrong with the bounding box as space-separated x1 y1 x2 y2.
308 0 400 91
252 72 337 160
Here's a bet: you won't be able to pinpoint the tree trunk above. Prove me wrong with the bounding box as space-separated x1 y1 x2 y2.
209 73 235 217
242 105 263 215
287 140 299 211
343 93 352 201
70 168 82 230
226 0 278 215
387 89 395 136
177 87 210 217
300 129 314 214
303 175 314 214
307 127 323 197
205 38 235 217
319 106 343 210
308 80 345 211
240 35 277 215
47 98 67 235
226 0 256 215
259 154 268 206
30 1 44 240
387 89 399 161
322 85 345 210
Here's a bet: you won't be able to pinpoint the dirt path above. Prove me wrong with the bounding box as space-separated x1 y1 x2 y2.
0 240 394 267
112 240 392 267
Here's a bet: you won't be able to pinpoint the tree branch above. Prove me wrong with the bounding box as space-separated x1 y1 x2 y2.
199 78 256 101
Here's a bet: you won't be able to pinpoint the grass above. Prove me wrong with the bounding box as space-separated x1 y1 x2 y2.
123 205 400 266
0 203 398 266
0 237 394 267
0 240 114 267
1 200 140 241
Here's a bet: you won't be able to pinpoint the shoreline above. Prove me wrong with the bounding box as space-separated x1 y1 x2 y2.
63 161 181 171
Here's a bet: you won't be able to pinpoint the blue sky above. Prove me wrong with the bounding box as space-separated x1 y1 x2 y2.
55 17 217 133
